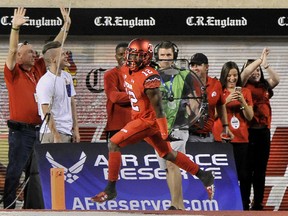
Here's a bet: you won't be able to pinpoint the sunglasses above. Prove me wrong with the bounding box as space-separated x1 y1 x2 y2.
17 40 29 50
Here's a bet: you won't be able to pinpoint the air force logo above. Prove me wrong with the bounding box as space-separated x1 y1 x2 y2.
46 151 87 184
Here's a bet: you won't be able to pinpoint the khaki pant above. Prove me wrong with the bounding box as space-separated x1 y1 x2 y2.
40 133 72 143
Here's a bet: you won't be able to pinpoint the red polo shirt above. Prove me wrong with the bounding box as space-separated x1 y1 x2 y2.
213 87 253 143
4 58 46 124
245 82 272 128
192 76 224 134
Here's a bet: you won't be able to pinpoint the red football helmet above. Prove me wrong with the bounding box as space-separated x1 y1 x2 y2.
125 38 153 71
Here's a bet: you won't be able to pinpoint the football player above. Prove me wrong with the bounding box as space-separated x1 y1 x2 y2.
91 38 215 203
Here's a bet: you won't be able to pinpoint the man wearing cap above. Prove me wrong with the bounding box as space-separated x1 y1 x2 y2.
188 53 233 142
36 41 80 143
3 7 71 209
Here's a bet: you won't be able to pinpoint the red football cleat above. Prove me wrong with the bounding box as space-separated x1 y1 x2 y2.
206 184 215 200
199 170 215 200
91 191 117 203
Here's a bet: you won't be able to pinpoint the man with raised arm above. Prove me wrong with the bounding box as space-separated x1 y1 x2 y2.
3 7 71 209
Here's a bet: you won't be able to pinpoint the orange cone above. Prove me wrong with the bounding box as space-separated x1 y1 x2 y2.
50 168 66 210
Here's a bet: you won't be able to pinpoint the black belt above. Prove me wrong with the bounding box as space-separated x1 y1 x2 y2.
59 131 73 137
7 120 40 131
250 125 268 130
189 131 210 138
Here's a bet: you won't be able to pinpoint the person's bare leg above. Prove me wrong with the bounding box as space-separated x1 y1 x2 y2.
166 160 185 210
165 150 215 200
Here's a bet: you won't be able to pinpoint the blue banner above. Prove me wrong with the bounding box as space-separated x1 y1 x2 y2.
35 141 242 210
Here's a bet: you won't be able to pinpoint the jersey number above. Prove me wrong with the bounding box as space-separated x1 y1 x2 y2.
128 90 139 111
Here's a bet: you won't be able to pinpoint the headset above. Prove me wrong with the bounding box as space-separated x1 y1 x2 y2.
154 41 179 61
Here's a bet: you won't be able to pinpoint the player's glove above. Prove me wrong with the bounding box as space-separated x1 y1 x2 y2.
156 117 169 140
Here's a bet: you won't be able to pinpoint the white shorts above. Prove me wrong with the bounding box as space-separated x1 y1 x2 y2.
40 132 72 143
188 132 214 142
155 129 189 170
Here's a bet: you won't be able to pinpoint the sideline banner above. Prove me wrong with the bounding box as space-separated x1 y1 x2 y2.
1 8 288 36
35 141 242 210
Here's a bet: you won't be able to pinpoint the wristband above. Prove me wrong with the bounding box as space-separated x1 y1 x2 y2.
156 117 168 140
222 124 229 127
240 103 247 110
264 64 270 69
12 27 19 31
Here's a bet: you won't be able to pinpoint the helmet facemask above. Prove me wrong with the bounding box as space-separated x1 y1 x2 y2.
125 38 153 72
126 51 148 71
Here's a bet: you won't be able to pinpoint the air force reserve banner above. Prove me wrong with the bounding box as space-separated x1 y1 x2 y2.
35 142 242 210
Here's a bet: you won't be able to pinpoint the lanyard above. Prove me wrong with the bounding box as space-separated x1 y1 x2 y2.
24 72 37 86
160 75 175 100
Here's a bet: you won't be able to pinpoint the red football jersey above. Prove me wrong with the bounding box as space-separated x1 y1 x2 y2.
121 65 161 122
